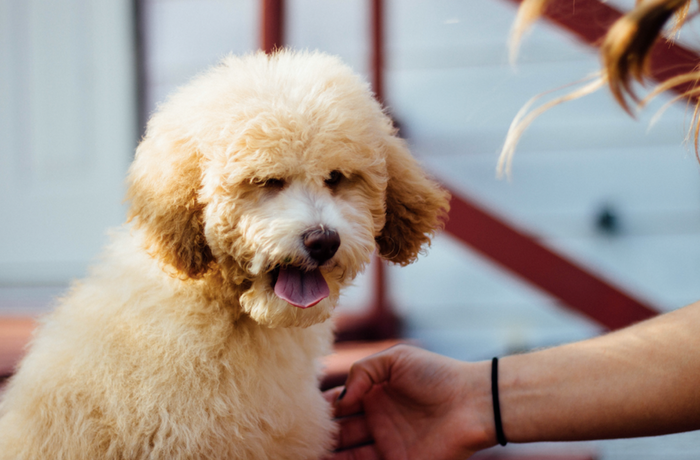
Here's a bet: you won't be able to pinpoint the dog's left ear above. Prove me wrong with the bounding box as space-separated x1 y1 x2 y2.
126 133 215 279
376 136 450 266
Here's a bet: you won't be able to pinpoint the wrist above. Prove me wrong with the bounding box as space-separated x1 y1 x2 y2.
454 360 499 452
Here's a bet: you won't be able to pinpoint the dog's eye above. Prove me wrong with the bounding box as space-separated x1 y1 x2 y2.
325 170 344 187
253 178 285 190
265 178 285 188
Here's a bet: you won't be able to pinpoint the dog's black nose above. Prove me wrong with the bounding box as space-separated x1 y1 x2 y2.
303 227 340 265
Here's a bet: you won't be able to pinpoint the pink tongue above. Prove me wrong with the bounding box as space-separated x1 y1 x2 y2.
274 267 330 309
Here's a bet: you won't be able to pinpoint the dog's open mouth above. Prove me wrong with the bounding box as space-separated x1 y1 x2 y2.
272 266 330 309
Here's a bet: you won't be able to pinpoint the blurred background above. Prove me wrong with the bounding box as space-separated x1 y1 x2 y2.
3 0 700 458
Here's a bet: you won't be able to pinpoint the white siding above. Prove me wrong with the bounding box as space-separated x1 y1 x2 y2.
0 0 136 287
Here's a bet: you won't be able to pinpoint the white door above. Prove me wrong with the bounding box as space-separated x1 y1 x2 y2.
0 0 136 311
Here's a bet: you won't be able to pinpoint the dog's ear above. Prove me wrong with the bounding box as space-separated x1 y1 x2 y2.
126 134 214 279
376 136 450 266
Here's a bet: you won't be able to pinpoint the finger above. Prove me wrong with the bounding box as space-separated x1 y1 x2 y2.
323 386 365 418
324 386 344 405
335 414 373 451
333 388 365 418
334 345 409 417
327 443 381 460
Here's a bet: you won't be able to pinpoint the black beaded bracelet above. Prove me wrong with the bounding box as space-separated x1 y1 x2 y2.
491 357 508 446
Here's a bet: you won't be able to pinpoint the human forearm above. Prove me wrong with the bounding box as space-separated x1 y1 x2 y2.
497 302 700 443
329 305 700 458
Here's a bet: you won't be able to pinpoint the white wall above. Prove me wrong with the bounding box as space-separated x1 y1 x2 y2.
0 0 136 299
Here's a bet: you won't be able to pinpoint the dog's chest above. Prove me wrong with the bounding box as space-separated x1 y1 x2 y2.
200 320 335 458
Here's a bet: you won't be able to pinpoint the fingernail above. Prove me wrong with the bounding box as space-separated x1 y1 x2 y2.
337 388 347 401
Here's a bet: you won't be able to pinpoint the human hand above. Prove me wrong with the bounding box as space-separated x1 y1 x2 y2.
324 345 496 460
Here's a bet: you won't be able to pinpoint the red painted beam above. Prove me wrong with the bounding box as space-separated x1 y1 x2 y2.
445 193 659 330
261 0 284 53
504 0 700 98
366 0 401 339
371 0 385 104
370 0 390 319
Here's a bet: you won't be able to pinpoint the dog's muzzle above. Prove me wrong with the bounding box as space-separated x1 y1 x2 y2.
272 226 340 309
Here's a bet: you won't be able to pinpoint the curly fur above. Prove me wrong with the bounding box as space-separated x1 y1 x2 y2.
0 50 449 459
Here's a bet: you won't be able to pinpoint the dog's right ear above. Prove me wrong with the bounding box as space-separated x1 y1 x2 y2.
126 133 214 279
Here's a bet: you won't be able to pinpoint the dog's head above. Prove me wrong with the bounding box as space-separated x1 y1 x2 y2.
127 51 449 328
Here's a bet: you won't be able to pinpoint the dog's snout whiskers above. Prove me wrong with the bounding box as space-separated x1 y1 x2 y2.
302 226 340 265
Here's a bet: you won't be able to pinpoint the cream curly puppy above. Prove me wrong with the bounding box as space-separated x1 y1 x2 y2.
0 50 449 459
